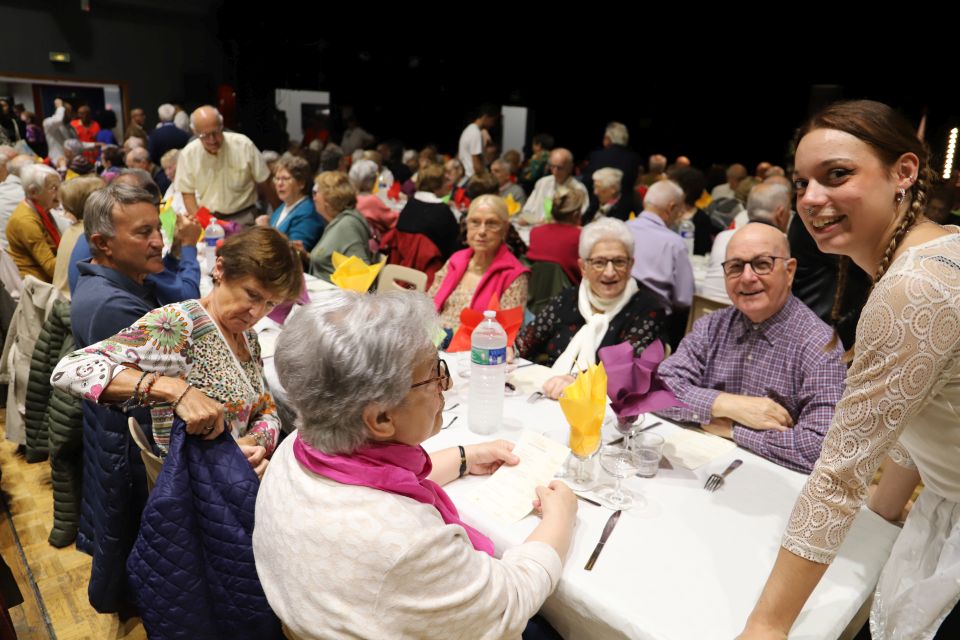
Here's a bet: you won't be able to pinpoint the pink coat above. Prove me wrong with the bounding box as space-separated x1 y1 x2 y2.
433 244 529 313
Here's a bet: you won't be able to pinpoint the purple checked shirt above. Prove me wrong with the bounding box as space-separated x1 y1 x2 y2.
656 295 846 473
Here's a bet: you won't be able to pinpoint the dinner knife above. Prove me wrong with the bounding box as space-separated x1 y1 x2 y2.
584 509 622 571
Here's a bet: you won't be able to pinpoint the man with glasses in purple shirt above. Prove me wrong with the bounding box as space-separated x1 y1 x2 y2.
655 223 846 473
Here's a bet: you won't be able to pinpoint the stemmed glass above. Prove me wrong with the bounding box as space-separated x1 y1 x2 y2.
606 413 646 451
599 445 643 509
563 437 600 492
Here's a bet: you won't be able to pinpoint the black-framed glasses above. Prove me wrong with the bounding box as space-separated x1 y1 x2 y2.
584 257 631 272
721 255 790 277
411 359 451 392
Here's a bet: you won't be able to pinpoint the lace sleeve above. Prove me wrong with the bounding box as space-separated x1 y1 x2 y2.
783 255 960 564
887 441 917 470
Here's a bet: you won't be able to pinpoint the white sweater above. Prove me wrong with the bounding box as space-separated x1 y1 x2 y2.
253 434 562 640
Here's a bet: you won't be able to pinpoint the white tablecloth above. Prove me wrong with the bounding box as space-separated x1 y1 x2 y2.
422 370 900 640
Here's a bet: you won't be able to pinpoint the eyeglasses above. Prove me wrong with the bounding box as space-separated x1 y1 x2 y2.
584 257 631 272
721 255 790 277
466 218 503 232
196 129 223 141
410 359 451 393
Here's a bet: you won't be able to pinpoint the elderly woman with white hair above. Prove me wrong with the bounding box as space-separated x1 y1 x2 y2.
428 194 529 333
253 290 577 639
587 167 632 222
516 217 666 399
6 163 62 281
350 157 398 239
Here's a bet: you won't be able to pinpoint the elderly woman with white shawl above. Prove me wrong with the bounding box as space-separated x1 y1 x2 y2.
516 217 667 399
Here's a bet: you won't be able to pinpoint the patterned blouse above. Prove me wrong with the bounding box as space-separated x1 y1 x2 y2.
515 281 666 367
427 264 529 331
783 230 960 564
51 299 280 456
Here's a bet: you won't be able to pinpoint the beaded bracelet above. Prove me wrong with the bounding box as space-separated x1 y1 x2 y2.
132 370 151 405
140 373 160 404
170 384 192 411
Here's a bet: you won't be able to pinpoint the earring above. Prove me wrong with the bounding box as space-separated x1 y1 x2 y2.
895 187 906 205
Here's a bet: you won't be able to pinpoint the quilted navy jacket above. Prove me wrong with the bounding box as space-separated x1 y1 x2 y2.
126 419 282 639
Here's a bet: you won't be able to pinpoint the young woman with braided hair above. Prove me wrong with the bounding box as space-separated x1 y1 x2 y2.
741 100 960 639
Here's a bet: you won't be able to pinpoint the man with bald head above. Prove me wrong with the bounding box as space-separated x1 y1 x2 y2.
517 147 588 225
174 105 270 227
710 163 748 201
656 222 846 472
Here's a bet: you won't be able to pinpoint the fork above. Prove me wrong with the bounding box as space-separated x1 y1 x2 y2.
704 459 742 492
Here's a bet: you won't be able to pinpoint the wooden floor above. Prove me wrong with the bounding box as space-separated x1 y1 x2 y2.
0 412 145 640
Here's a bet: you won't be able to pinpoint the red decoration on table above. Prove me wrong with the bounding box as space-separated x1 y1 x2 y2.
387 181 402 202
446 294 523 352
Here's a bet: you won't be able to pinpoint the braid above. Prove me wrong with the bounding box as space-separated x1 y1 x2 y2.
824 256 849 354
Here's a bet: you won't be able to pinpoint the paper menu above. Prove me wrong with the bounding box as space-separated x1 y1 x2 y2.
506 364 555 395
662 428 736 469
470 430 571 524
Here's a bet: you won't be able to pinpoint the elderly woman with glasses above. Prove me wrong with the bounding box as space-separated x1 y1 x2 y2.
428 194 529 333
516 217 666 399
258 154 324 251
253 290 577 639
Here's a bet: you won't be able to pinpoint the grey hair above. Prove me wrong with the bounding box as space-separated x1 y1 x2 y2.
348 159 379 192
126 147 150 164
157 103 176 122
261 150 280 164
64 139 84 156
83 182 157 254
578 217 634 260
491 158 512 174
20 163 59 196
747 182 791 225
275 290 440 454
605 122 629 146
7 154 34 177
643 179 684 210
160 148 179 168
592 167 623 193
174 110 190 133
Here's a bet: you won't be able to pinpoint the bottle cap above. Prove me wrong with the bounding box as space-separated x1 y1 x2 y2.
483 310 496 319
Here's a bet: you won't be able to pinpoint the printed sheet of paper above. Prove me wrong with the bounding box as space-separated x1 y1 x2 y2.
662 428 736 470
470 430 570 524
507 364 556 395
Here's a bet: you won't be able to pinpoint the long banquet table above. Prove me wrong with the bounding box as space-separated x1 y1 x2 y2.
421 368 900 640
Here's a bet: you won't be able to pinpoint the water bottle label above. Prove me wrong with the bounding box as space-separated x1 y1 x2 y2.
471 346 507 365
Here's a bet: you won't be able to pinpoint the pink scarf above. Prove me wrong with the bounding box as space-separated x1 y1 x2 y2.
433 244 529 313
293 434 495 555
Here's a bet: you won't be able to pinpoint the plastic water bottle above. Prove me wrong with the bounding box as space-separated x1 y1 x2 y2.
678 218 695 257
203 218 224 274
468 311 507 435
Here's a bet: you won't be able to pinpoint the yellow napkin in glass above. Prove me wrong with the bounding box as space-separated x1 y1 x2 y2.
330 252 386 292
558 363 607 457
504 193 522 217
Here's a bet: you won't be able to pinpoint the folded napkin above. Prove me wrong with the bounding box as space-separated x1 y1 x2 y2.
559 363 607 458
504 193 522 217
330 252 386 292
447 294 523 352
598 340 684 420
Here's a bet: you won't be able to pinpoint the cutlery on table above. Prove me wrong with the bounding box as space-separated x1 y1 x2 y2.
704 459 743 492
584 510 622 571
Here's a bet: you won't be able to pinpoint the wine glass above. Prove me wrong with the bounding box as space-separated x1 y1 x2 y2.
599 445 643 509
563 436 600 492
604 413 646 451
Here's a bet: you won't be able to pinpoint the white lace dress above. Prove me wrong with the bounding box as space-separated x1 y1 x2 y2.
782 228 960 639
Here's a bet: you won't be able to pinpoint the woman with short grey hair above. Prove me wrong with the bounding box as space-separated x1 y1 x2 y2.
517 216 665 399
7 163 61 281
254 289 577 639
350 158 398 239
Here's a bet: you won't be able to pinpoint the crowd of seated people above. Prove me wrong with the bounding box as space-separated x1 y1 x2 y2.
2 94 957 639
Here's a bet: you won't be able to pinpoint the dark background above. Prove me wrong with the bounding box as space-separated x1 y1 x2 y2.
1 1 957 176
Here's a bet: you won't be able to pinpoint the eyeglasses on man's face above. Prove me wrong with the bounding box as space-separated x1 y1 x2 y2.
721 255 789 278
